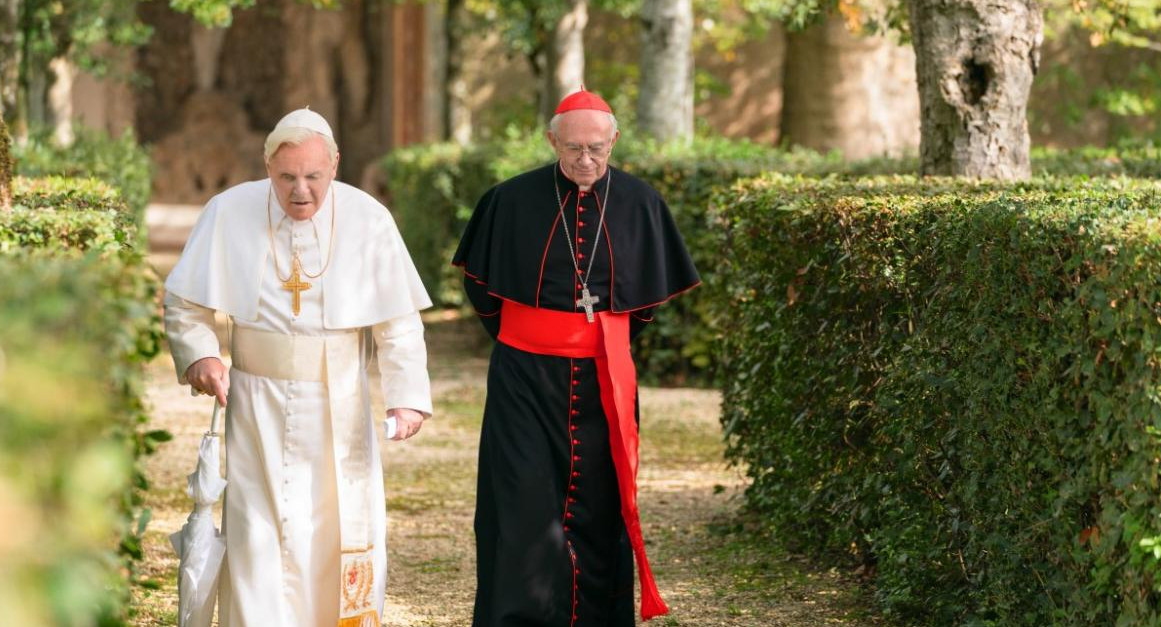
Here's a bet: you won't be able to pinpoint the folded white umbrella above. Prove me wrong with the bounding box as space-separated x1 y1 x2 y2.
170 401 227 627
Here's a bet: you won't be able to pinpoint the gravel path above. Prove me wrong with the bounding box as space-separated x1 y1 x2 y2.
131 314 886 626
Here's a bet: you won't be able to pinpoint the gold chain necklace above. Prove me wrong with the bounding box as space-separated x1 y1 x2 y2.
266 184 337 315
266 183 337 281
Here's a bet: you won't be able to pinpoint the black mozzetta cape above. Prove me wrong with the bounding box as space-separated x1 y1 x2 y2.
451 162 700 320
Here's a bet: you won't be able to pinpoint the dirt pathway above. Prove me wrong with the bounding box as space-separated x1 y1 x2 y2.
132 313 885 626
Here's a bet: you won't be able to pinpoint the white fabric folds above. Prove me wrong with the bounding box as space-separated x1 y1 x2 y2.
171 417 228 627
164 180 432 329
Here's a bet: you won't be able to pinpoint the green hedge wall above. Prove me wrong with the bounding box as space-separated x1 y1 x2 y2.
381 134 834 384
14 127 153 221
0 177 163 625
714 174 1161 625
2 176 141 253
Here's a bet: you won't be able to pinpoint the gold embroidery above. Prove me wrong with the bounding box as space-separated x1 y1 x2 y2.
338 549 375 626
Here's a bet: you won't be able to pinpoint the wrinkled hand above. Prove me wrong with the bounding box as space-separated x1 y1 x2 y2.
389 408 425 441
186 357 230 406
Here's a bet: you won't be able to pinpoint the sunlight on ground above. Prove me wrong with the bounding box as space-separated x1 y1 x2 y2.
131 315 886 626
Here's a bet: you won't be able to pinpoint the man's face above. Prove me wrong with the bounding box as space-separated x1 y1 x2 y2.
266 135 339 221
547 110 619 189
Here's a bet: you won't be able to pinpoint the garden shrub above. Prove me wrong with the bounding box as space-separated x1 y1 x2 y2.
0 175 163 625
14 126 153 220
1 176 140 253
714 174 1161 625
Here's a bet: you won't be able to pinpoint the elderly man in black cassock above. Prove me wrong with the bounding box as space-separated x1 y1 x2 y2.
453 87 700 626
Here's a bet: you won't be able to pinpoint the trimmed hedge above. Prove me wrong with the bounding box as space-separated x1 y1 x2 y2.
1031 144 1161 179
0 177 163 625
14 126 153 221
1 176 141 253
381 134 836 384
714 174 1161 625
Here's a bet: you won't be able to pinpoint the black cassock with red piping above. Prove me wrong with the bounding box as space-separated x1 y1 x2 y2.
452 162 699 626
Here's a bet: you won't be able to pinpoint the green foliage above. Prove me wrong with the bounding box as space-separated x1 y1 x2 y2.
714 173 1161 624
14 127 153 222
0 177 162 626
1032 144 1161 179
17 0 151 79
1 176 138 254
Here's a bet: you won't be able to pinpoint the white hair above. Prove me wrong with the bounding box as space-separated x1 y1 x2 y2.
263 126 339 163
548 111 619 137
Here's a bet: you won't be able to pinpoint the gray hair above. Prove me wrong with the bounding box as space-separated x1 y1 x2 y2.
548 111 619 137
263 126 339 163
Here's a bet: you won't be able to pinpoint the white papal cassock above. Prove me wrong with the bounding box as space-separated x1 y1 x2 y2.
163 180 433 627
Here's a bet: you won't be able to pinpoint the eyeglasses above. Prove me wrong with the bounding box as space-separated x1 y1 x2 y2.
560 142 611 159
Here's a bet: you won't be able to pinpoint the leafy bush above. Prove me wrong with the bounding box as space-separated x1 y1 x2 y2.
1 176 140 253
14 126 153 220
0 177 163 625
1031 143 1161 179
714 174 1161 625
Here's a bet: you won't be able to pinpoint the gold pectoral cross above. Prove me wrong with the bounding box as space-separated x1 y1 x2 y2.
282 256 312 315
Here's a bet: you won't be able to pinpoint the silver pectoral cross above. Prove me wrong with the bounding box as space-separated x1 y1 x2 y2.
576 288 600 323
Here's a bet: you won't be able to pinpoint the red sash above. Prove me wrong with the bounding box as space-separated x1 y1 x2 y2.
498 301 669 620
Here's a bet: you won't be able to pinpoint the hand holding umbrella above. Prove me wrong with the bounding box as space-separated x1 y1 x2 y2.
169 400 227 627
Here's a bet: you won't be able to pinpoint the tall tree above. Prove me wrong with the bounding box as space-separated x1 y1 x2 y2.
905 0 1043 179
769 0 1044 178
637 0 693 141
781 13 919 159
465 0 592 126
0 115 11 211
444 0 472 144
544 0 588 121
0 0 16 121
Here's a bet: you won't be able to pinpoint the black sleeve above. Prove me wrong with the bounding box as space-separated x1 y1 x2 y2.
464 275 502 339
629 307 655 341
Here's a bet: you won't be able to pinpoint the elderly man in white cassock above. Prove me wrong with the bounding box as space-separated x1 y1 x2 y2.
163 107 433 627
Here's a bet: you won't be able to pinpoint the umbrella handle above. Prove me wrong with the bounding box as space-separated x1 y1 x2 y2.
208 400 221 436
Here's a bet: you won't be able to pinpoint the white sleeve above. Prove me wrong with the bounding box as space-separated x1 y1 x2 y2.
163 290 222 385
372 311 433 417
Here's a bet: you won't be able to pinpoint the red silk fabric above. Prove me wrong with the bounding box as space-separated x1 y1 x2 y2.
498 300 669 620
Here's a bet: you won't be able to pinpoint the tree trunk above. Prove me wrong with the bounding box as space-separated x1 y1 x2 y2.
637 0 693 142
444 0 471 144
0 0 17 122
906 0 1043 179
0 115 11 211
541 0 587 124
781 15 919 160
46 57 74 146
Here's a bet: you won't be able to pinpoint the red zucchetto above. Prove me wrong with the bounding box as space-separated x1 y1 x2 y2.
554 86 613 115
